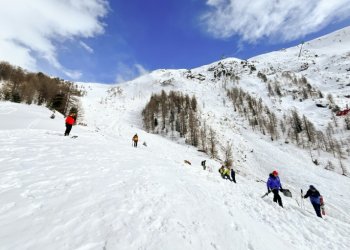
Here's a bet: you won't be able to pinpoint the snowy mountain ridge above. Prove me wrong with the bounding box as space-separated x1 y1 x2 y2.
88 26 350 174
0 27 350 250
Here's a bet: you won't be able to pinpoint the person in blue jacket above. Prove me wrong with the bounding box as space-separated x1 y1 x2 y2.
267 170 283 207
303 185 322 218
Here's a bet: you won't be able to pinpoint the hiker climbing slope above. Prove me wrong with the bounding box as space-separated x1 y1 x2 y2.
303 185 323 218
267 170 283 207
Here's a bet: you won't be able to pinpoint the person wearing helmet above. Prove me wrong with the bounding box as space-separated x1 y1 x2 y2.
266 170 283 207
303 185 322 218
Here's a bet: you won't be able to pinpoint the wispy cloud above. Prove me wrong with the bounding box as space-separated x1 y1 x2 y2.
63 70 83 80
0 0 109 79
79 41 94 54
202 0 350 42
115 63 149 83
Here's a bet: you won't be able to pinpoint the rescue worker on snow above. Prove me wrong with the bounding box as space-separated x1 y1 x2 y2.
219 165 233 182
303 185 323 218
267 170 283 207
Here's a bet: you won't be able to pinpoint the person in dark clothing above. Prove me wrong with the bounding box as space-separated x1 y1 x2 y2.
201 160 206 170
266 170 283 207
230 168 236 183
64 113 76 136
303 185 322 218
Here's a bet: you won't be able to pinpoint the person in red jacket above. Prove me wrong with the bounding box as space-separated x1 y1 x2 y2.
64 113 76 136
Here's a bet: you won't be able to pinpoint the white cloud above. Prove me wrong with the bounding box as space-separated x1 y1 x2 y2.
202 0 350 42
134 64 149 76
0 0 108 78
115 63 149 83
63 69 83 80
79 41 94 53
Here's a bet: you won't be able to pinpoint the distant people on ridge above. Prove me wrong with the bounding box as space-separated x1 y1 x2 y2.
64 113 76 136
132 133 138 147
267 170 283 207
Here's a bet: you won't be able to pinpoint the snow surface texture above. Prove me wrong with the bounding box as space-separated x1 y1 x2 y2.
1 27 350 250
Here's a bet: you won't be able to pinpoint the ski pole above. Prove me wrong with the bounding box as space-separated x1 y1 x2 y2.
261 192 268 198
300 189 304 210
261 191 270 198
295 198 300 207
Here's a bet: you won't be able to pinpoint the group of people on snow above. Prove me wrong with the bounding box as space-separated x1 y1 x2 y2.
201 160 236 183
200 159 323 218
62 112 140 148
218 165 236 183
266 170 324 218
60 113 324 219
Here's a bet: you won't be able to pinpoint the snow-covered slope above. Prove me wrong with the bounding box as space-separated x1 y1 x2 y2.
1 26 350 250
83 27 350 176
1 100 350 250
251 26 350 107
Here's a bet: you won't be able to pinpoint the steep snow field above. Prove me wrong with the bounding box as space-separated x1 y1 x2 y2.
1 94 349 250
1 27 350 250
251 26 350 109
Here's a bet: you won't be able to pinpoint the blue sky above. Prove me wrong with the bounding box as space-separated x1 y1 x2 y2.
1 0 350 83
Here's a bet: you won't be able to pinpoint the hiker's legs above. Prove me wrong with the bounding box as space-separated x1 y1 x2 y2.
312 203 322 218
65 124 72 136
272 189 283 207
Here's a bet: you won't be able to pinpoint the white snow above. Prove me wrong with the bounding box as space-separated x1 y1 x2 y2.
1 26 350 250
